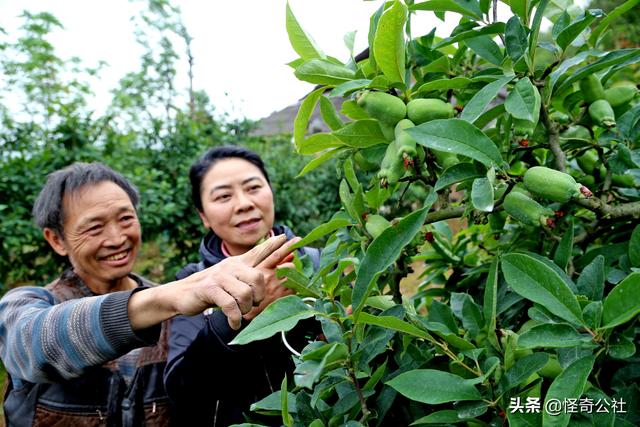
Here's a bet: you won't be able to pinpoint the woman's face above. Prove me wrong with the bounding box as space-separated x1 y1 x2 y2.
198 158 275 256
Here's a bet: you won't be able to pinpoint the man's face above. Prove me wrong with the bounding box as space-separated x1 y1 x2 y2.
45 181 141 291
199 158 275 256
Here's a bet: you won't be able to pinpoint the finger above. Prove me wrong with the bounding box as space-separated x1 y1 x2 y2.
275 262 296 272
220 277 254 314
276 253 294 266
233 266 265 304
208 286 243 330
258 237 301 269
238 234 288 267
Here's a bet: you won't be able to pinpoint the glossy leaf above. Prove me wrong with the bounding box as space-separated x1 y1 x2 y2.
230 296 317 345
471 177 494 212
291 217 352 250
543 356 595 427
414 76 471 94
297 147 348 177
285 2 325 60
505 78 540 123
528 0 549 65
340 99 370 120
319 96 344 131
505 16 528 62
465 35 504 66
332 120 389 148
502 253 585 326
434 162 484 191
576 255 604 301
387 369 482 404
602 272 640 329
589 0 640 46
410 410 469 425
407 119 504 167
373 0 408 84
518 324 591 349
330 79 372 97
352 191 437 316
294 342 349 389
250 390 297 414
434 22 505 49
294 59 356 86
410 0 482 20
629 225 640 267
358 312 428 338
556 9 604 50
298 133 342 155
553 219 574 271
294 87 324 150
483 259 500 349
460 75 513 123
500 352 549 393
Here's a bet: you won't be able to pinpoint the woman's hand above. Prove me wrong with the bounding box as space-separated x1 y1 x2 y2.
243 237 300 321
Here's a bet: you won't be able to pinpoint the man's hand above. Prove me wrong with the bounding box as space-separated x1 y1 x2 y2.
243 237 301 321
128 234 292 330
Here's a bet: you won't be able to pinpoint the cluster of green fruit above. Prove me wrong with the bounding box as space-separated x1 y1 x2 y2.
356 91 457 187
503 166 592 228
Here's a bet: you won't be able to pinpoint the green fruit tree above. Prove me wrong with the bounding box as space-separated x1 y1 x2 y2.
231 1 640 426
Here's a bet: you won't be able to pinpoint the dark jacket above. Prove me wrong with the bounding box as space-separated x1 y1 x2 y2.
1 269 172 427
164 225 320 426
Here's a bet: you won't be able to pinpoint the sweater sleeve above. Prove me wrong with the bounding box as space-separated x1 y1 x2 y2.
0 286 159 384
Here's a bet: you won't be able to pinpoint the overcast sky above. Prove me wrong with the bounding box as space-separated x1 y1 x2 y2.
0 1 531 121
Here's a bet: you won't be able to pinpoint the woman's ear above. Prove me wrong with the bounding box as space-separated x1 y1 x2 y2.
43 228 68 256
197 209 211 229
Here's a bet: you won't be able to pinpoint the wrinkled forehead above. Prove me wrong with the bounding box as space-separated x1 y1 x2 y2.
62 181 136 222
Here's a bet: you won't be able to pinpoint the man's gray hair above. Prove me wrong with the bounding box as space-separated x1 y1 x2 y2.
32 162 139 235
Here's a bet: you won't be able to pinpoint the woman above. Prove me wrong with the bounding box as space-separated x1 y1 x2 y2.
164 146 321 426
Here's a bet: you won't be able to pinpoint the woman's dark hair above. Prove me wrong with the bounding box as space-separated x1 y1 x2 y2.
32 162 139 236
189 145 271 211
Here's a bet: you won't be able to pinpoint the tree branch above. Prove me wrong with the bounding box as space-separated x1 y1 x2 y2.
540 103 566 172
575 198 640 219
425 206 466 224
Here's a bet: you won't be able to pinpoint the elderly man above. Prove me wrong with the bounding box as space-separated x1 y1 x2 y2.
0 162 293 426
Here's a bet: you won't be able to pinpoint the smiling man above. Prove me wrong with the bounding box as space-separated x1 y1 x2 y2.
0 162 295 426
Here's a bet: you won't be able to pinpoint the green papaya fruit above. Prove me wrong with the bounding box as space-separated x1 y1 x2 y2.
588 99 616 128
432 149 458 169
508 160 528 176
357 91 407 126
365 214 391 239
406 98 454 125
576 149 599 175
503 191 555 227
549 111 570 124
579 74 605 103
379 121 396 142
605 85 637 108
513 118 537 139
538 354 562 379
612 173 637 188
523 166 593 202
377 140 405 187
394 119 417 158
354 145 386 172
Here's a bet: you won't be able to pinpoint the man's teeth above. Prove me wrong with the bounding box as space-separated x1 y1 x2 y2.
105 251 127 261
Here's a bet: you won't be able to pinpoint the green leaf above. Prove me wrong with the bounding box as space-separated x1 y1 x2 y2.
553 219 574 271
501 253 585 326
556 9 604 50
508 0 527 22
451 293 484 338
297 147 348 177
281 376 293 427
407 119 504 168
576 255 605 301
589 0 640 47
352 191 437 316
434 22 505 49
294 87 324 150
629 225 640 267
505 16 528 62
373 0 408 84
549 49 601 91
483 259 500 348
556 49 640 95
471 177 494 212
340 99 370 120
250 390 297 414
528 0 549 65
552 11 571 40
465 35 504 66
358 312 428 338
460 75 513 123
387 369 482 404
278 268 322 299
411 410 469 425
294 342 349 389
294 59 356 86
291 217 352 250
500 352 549 393
583 301 602 329
602 272 640 329
285 2 325 60
410 0 483 20
434 162 484 191
518 324 592 348
330 79 372 97
298 133 342 155
319 96 344 131
543 356 595 427
428 299 459 334
505 78 541 123
332 120 389 148
230 296 316 345
414 76 471 94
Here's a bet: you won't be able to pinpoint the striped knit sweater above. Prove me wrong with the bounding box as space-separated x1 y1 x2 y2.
0 270 159 387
